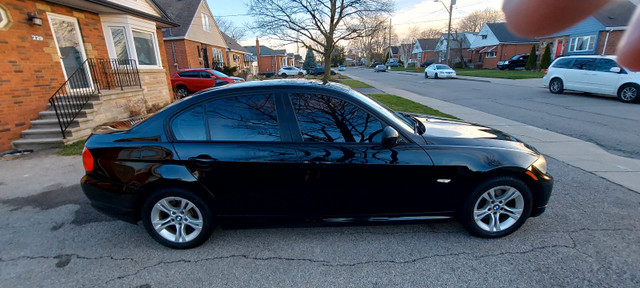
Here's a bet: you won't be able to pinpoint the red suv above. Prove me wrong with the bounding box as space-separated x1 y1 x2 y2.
171 68 236 98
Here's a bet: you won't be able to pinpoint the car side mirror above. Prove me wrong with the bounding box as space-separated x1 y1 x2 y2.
382 126 400 147
610 67 621 73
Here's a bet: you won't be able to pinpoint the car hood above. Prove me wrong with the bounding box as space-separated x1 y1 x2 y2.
414 115 539 155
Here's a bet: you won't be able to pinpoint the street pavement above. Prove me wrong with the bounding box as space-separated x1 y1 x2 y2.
344 69 640 194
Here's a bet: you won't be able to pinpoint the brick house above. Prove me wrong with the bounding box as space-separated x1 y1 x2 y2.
536 0 635 61
244 39 287 76
157 0 228 76
469 23 537 69
435 32 477 65
221 32 252 73
389 46 399 60
411 38 439 66
0 0 177 152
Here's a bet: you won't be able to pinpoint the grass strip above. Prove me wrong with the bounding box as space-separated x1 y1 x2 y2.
368 94 458 120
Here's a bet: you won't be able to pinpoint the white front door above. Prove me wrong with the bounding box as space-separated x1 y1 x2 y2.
48 13 92 90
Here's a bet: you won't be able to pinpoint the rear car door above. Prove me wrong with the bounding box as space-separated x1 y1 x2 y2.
286 92 434 216
170 92 304 216
565 58 596 92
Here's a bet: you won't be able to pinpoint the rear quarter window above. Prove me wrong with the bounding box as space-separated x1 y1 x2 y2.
551 58 574 69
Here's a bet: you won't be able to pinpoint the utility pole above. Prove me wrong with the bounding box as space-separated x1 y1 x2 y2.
389 18 392 65
435 0 455 65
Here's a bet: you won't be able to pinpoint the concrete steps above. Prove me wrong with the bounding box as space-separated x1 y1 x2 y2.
11 97 102 151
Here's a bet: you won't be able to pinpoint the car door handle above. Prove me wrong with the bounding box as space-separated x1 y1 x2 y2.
188 156 218 164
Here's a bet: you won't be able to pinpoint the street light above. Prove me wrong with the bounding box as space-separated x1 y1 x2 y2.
435 0 455 65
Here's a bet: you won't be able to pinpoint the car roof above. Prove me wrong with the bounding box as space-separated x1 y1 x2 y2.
193 79 354 96
556 55 617 60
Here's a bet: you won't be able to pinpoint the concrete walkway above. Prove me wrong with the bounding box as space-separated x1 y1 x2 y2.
347 73 640 194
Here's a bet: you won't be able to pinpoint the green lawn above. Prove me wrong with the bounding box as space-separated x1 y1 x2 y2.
336 79 373 88
368 94 458 120
58 139 85 156
455 69 544 79
388 66 422 72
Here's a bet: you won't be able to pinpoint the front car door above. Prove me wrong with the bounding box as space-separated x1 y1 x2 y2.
170 92 303 216
285 92 434 216
590 58 623 95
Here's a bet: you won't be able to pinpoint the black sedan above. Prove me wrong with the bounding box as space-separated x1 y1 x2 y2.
309 67 336 76
81 80 553 249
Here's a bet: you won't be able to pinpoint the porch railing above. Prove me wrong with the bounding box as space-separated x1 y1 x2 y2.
48 58 141 139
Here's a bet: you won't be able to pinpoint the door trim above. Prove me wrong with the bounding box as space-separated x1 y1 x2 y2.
47 12 93 91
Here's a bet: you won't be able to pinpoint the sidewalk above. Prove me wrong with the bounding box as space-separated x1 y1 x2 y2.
347 73 640 194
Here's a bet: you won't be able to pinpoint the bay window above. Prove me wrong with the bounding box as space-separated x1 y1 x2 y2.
102 15 162 68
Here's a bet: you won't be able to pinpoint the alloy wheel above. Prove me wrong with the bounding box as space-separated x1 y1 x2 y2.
150 196 204 243
473 185 524 232
620 86 637 102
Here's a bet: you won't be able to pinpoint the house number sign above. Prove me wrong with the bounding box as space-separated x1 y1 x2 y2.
31 35 44 41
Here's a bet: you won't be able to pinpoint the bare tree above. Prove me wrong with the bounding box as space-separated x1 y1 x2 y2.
351 14 388 66
214 17 248 41
248 0 394 83
419 28 443 39
456 8 504 33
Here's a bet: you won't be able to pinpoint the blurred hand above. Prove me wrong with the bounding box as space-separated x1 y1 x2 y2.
503 0 640 70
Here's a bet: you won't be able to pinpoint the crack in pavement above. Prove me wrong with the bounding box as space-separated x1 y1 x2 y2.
0 254 136 265
104 242 578 285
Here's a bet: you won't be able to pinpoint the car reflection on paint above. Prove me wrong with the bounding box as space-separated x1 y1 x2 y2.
81 79 553 249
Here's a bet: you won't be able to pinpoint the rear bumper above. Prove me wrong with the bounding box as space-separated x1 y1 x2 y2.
81 174 140 223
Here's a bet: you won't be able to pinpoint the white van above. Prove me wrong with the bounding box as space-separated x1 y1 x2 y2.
542 55 639 103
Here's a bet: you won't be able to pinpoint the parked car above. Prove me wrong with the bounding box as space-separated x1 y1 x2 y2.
369 62 381 68
310 67 336 76
386 60 401 67
170 68 236 99
278 66 306 77
424 64 456 79
338 65 345 71
542 55 640 103
374 65 386 72
81 80 553 249
497 54 529 70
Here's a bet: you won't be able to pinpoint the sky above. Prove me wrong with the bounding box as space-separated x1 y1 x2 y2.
206 0 504 51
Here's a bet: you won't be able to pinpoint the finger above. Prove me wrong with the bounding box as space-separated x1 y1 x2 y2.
503 0 611 37
616 7 640 71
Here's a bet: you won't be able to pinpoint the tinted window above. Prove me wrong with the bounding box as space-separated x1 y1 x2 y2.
552 58 574 69
594 58 619 72
172 104 206 141
199 71 213 78
206 95 280 142
290 93 383 143
177 71 199 78
570 58 596 70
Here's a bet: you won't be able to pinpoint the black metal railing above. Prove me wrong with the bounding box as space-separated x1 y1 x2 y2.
49 58 141 138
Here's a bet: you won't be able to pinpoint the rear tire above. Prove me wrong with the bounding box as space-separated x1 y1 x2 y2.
425 73 428 78
176 86 190 99
617 84 639 103
280 73 288 78
549 78 564 94
460 177 532 238
142 188 214 249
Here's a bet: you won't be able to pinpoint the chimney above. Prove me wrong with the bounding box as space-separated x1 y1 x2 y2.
256 38 260 73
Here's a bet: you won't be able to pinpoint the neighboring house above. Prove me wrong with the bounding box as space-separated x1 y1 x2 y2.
389 46 399 60
435 32 477 65
398 43 413 67
244 39 287 75
469 22 538 69
536 0 635 61
412 38 440 65
0 0 178 152
221 31 253 73
157 0 227 75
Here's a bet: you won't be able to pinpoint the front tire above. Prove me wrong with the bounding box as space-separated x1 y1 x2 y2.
142 188 214 249
425 73 428 78
617 84 639 103
434 73 439 79
460 177 532 238
549 78 564 94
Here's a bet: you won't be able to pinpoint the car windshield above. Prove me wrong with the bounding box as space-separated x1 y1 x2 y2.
510 55 522 60
436 65 450 70
208 69 230 78
347 90 419 134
